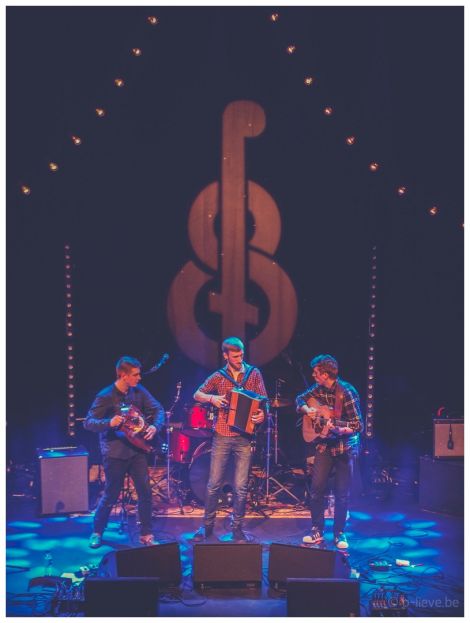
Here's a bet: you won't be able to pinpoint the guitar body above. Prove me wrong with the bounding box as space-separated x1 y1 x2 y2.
302 396 348 443
115 404 154 453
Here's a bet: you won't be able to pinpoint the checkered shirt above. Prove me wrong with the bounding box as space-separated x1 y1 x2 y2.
196 364 267 436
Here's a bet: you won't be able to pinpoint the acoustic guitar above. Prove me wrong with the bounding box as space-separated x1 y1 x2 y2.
302 395 350 443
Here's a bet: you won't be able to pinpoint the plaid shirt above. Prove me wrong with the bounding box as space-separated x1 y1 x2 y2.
196 364 267 436
296 378 363 455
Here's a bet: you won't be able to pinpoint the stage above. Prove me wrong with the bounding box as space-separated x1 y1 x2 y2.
6 490 464 617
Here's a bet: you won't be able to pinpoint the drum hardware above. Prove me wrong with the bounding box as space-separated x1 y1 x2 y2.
183 403 215 438
163 381 184 510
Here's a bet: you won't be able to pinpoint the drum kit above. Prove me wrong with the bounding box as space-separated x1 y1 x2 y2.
153 387 305 511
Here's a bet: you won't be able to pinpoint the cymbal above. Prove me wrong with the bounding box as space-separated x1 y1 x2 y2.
270 398 293 408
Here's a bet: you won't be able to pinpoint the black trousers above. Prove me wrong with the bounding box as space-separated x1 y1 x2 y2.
93 453 153 535
309 449 354 535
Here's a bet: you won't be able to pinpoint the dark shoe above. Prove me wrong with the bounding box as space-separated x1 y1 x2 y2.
89 532 102 549
232 527 249 542
139 534 157 546
302 527 324 545
192 526 213 542
334 532 349 549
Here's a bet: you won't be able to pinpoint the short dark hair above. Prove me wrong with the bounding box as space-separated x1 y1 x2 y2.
116 356 141 378
221 337 244 354
310 354 338 379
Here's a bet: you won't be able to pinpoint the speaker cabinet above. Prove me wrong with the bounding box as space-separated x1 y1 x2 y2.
268 543 350 588
193 543 262 588
84 577 159 617
419 455 464 515
433 419 464 458
287 578 360 617
98 542 181 586
37 446 89 515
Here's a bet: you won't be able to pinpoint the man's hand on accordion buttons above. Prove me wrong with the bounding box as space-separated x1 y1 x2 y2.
251 409 265 425
212 394 228 409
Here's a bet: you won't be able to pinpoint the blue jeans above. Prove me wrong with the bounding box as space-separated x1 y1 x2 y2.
309 449 354 536
93 453 153 536
204 433 252 529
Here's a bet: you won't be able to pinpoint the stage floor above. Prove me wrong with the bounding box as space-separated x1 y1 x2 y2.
6 495 464 617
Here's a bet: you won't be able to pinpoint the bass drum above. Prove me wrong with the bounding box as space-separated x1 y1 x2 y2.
188 440 235 505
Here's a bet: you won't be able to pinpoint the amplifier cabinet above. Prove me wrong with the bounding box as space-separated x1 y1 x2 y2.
419 455 464 515
37 446 89 515
433 419 464 459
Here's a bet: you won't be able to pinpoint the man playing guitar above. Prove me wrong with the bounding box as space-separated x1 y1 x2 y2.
296 354 363 549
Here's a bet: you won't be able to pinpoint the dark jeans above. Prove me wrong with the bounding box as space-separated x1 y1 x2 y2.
93 453 153 536
309 449 354 536
204 433 252 529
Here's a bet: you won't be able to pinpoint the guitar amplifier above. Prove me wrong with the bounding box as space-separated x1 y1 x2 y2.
37 446 89 515
227 387 265 435
433 419 464 459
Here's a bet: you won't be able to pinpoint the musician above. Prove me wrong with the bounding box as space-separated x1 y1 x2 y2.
296 354 363 549
192 337 267 542
84 356 165 548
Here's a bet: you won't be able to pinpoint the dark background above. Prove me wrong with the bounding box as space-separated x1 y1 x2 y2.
7 6 463 465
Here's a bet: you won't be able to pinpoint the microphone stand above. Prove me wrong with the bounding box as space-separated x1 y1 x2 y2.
165 382 182 505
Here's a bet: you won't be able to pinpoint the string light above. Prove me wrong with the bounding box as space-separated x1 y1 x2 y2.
71 135 82 146
346 136 356 146
269 12 280 22
286 45 296 54
429 206 438 216
397 186 407 196
20 184 31 196
64 242 76 437
114 78 125 87
304 76 314 86
131 48 142 57
48 162 59 172
95 107 106 117
323 106 333 116
147 16 159 25
369 162 379 172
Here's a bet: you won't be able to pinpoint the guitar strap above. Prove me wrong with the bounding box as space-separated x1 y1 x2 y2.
334 381 345 420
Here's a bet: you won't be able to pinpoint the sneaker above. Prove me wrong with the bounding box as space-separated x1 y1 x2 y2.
334 532 349 549
302 527 324 544
232 526 249 542
191 526 213 542
89 532 102 549
139 534 156 546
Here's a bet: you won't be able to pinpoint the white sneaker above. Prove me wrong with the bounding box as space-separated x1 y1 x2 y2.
302 527 324 544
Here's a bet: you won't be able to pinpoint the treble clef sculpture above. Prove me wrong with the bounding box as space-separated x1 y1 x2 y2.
167 100 298 369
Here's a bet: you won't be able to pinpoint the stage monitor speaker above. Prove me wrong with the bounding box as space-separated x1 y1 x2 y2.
84 577 159 617
268 543 350 587
37 446 89 515
286 578 360 617
98 541 181 586
193 543 262 587
433 419 464 458
419 455 464 515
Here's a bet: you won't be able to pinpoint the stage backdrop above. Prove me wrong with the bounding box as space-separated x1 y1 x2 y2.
7 6 463 463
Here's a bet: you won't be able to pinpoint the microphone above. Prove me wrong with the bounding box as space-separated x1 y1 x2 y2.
144 353 170 375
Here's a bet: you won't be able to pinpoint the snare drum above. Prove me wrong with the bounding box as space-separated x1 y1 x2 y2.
183 403 214 438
